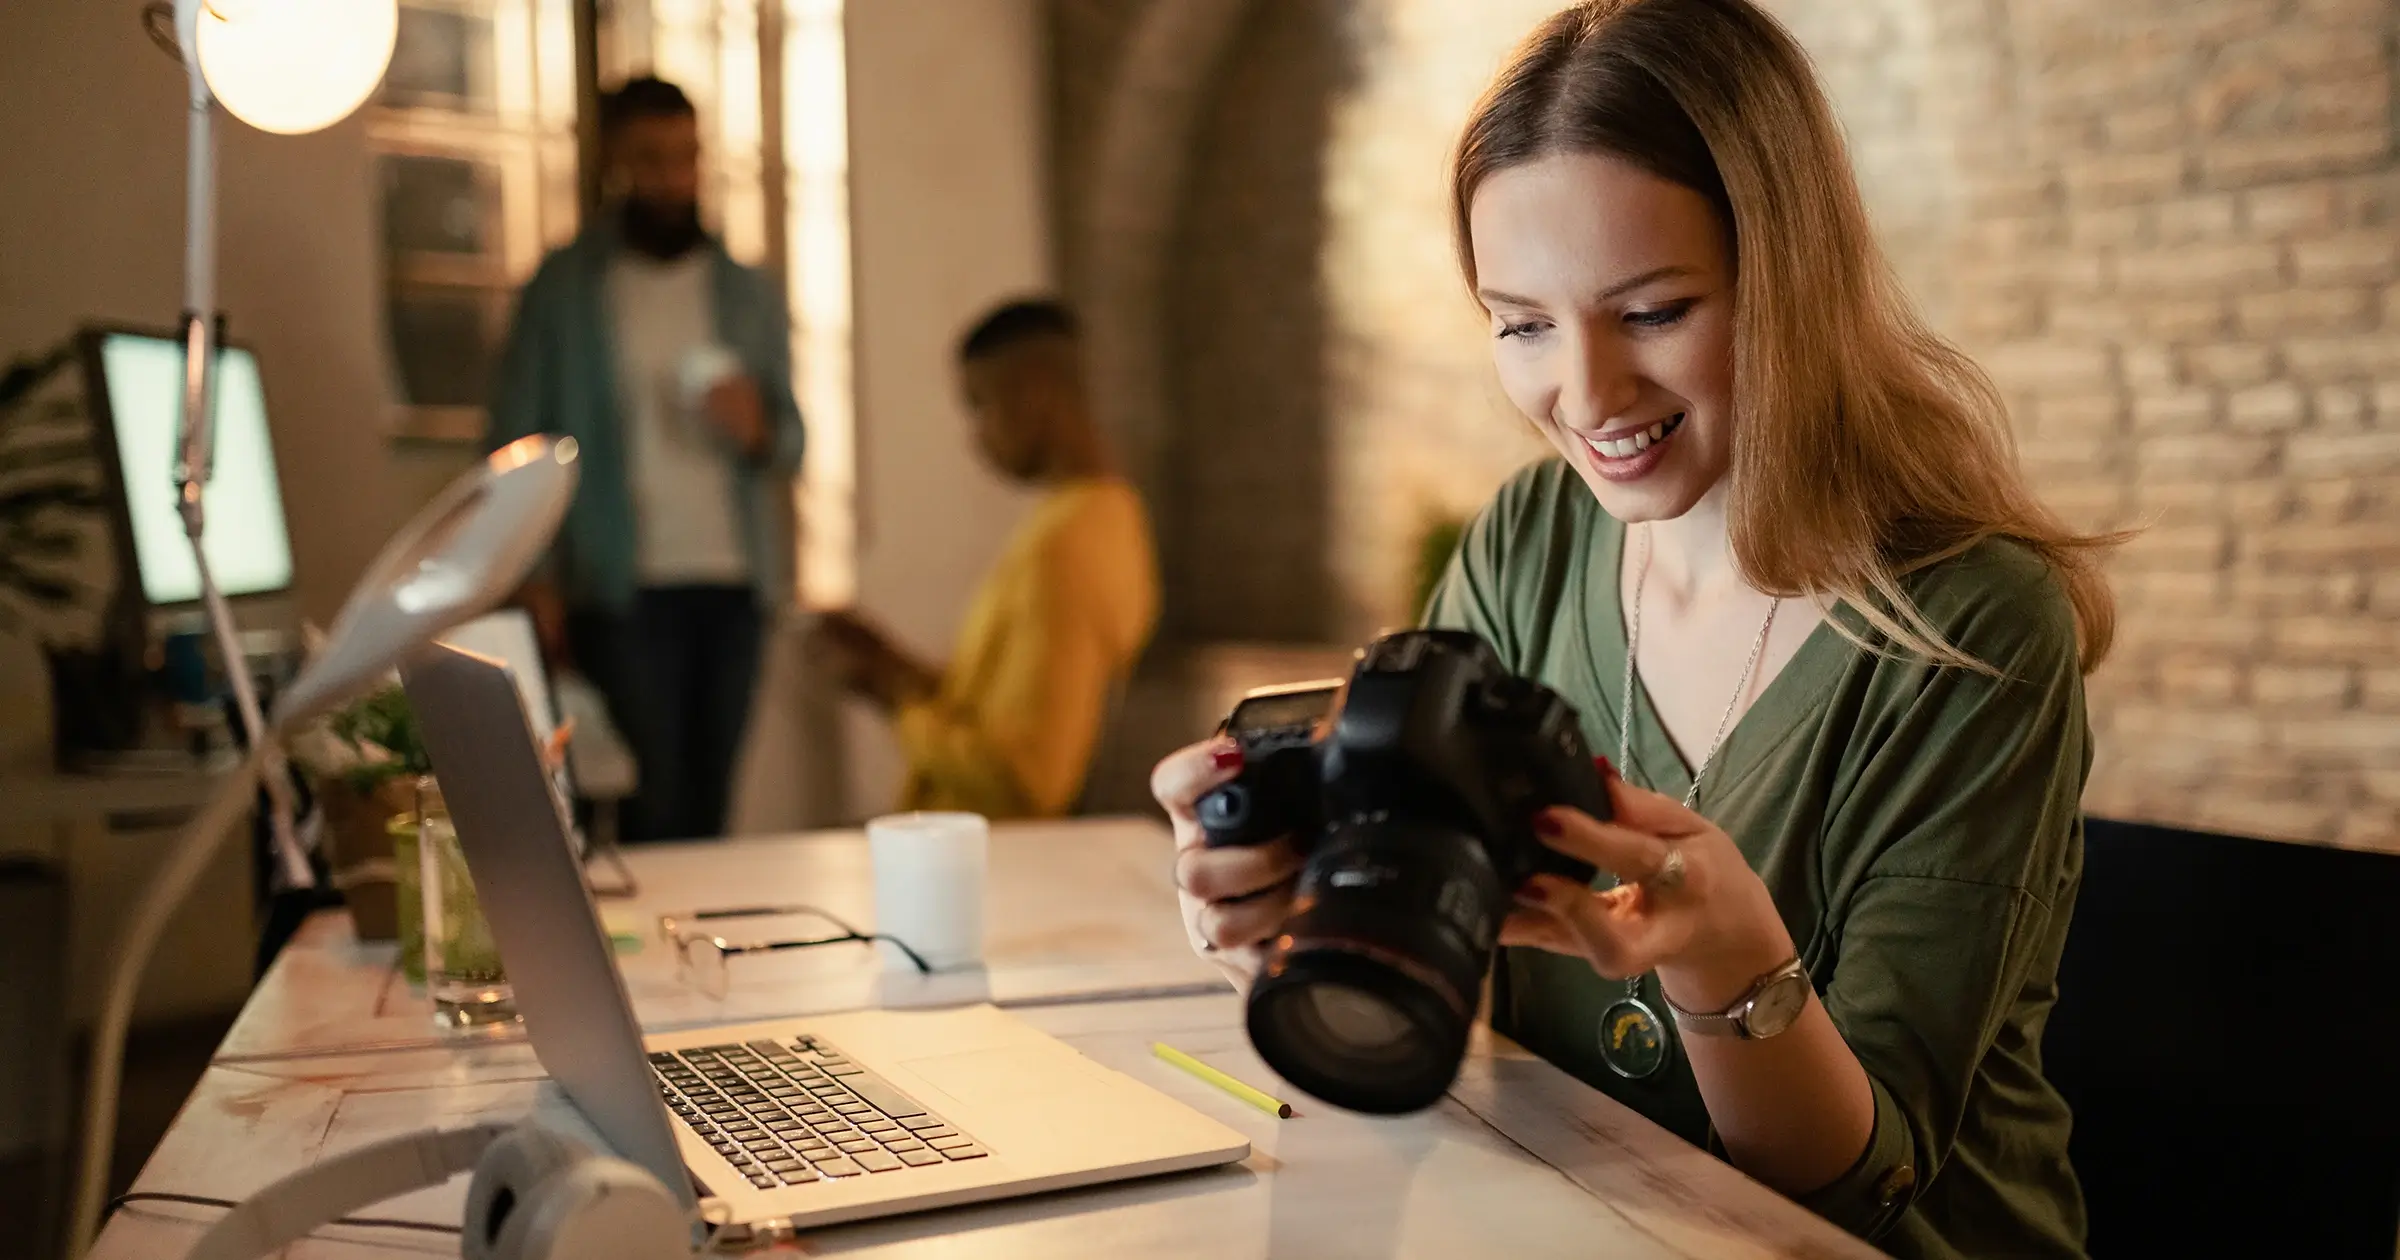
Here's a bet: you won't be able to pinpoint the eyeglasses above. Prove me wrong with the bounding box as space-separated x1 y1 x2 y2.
656 905 931 998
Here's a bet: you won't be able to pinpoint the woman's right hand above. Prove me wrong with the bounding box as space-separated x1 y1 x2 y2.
1152 739 1304 987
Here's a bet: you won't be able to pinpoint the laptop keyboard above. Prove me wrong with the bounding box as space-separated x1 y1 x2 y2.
650 1036 986 1190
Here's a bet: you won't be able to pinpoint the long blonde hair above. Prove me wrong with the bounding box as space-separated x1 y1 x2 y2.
1451 0 2119 672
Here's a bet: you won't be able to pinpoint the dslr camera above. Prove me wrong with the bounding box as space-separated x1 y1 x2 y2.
1198 628 1609 1114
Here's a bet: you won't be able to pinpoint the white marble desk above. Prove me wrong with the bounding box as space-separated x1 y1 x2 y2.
97 994 1882 1260
216 817 1228 1063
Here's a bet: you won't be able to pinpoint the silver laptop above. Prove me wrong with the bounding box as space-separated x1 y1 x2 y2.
401 641 1249 1231
437 609 578 827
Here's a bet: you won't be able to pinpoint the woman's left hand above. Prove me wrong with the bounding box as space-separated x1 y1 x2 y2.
1502 771 1798 1013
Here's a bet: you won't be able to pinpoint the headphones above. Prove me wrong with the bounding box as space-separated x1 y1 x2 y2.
187 1122 698 1260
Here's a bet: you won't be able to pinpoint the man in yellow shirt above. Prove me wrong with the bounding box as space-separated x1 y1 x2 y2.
810 300 1158 819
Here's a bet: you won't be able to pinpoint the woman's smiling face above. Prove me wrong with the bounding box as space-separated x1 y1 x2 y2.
1469 151 1737 523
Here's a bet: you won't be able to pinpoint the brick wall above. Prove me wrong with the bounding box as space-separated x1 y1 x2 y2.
1161 0 1348 641
1802 0 2400 852
1048 0 1258 644
1317 1 1580 638
1048 0 1150 299
1054 0 2400 851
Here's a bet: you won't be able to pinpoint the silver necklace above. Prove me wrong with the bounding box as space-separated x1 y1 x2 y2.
1596 524 1780 1081
1616 525 1781 807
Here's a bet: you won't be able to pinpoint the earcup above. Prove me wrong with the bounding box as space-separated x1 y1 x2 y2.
462 1124 689 1260
514 1156 692 1259
463 1126 591 1260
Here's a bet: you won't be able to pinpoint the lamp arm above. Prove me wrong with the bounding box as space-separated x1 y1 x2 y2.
174 0 214 532
197 541 310 885
178 0 213 350
172 0 310 890
64 744 273 1258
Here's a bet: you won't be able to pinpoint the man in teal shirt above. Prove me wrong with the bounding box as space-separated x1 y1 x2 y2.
485 77 804 841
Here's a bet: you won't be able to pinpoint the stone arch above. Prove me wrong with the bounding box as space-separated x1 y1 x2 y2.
1073 0 1264 522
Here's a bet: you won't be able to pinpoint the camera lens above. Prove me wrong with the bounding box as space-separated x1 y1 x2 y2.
1297 984 1414 1051
1245 817 1507 1114
1250 964 1461 1111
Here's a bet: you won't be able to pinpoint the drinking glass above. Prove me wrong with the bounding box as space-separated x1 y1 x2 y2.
391 776 517 1029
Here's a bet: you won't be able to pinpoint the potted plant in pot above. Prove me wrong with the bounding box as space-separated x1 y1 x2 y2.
288 682 428 941
290 679 515 1027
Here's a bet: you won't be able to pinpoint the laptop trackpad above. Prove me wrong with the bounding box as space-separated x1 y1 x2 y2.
900 1047 1093 1107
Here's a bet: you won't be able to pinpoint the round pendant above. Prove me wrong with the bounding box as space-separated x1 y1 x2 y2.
1598 997 1671 1080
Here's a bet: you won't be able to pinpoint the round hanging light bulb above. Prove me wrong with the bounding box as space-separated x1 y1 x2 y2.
195 0 398 135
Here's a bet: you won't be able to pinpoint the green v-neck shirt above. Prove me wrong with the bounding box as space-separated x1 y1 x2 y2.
1425 459 2089 1260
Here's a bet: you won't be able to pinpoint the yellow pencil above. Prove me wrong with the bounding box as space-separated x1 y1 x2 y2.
1151 1042 1294 1119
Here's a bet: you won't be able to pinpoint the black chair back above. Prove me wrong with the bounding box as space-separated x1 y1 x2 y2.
2046 817 2400 1258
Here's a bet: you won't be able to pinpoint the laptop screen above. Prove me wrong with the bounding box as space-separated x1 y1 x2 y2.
401 641 694 1208
435 608 579 827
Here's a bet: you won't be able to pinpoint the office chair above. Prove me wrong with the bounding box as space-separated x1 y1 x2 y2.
2044 816 2400 1259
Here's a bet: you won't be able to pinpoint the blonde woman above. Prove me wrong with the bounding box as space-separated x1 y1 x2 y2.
1154 1 2115 1255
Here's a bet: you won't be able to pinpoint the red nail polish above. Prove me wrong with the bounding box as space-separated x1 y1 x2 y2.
1211 745 1245 771
1534 812 1564 838
1592 755 1618 780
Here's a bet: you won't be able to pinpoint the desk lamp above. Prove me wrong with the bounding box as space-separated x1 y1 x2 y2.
66 436 581 1257
162 0 399 890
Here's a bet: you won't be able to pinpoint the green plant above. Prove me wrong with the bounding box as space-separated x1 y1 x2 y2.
1409 513 1467 622
321 683 433 792
0 343 107 639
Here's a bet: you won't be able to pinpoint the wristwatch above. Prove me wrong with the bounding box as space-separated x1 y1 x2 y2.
1664 956 1812 1040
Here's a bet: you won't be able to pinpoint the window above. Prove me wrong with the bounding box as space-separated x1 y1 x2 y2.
373 0 579 443
598 0 855 605
782 0 854 608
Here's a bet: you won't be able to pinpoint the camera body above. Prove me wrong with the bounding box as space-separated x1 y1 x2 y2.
1196 629 1608 1114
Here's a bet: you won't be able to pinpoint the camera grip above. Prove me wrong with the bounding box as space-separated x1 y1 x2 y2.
1526 754 1609 887
1530 842 1600 887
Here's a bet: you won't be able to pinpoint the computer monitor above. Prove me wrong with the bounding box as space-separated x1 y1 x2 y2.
79 325 296 610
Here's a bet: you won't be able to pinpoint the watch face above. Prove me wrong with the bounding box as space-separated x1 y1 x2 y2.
1745 972 1811 1039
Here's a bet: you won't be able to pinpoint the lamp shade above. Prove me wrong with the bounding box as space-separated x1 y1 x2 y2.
274 435 579 729
194 0 398 135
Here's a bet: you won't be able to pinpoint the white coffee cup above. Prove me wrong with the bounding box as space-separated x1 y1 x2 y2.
676 343 743 412
867 812 989 972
